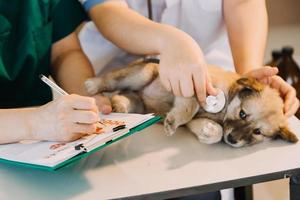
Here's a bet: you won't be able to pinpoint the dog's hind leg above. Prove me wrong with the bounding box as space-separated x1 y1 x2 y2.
85 61 158 95
186 118 223 144
164 97 199 136
111 92 144 114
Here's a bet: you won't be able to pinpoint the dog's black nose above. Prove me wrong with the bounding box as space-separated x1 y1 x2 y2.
227 134 237 144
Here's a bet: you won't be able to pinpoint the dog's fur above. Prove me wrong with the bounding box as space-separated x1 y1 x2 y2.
85 59 298 147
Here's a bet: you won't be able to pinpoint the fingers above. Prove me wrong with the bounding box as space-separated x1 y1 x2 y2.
169 77 182 96
179 74 194 97
61 94 101 133
283 85 297 112
71 110 100 124
246 66 278 80
192 73 206 104
270 76 291 97
206 74 217 96
161 73 195 98
260 77 271 85
270 76 299 116
71 123 97 135
191 63 210 103
285 98 299 117
159 76 172 92
40 94 104 142
68 94 98 111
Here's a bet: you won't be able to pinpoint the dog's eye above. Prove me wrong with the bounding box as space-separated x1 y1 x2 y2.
239 109 247 120
253 129 262 135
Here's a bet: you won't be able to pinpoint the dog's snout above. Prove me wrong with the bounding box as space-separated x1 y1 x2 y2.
227 134 237 144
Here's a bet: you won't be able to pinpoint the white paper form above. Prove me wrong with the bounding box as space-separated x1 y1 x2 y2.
0 113 155 167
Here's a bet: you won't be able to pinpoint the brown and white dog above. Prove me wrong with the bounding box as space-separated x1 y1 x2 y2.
85 59 298 147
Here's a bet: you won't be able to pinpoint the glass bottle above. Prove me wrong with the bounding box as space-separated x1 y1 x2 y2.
266 50 282 67
277 46 300 118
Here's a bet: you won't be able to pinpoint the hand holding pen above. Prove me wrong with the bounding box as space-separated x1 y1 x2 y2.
32 75 102 142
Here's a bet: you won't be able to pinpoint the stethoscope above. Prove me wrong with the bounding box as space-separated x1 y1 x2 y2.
146 0 226 113
147 0 153 20
143 0 159 64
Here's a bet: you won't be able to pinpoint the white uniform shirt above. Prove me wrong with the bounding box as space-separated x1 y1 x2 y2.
79 1 235 199
79 0 235 75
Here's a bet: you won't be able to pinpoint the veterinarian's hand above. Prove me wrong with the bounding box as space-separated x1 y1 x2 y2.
269 76 299 117
31 94 100 142
159 31 217 103
92 94 112 114
246 66 299 117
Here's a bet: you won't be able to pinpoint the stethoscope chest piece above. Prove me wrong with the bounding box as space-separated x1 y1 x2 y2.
203 89 226 113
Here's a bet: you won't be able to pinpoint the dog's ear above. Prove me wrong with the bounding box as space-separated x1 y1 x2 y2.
237 78 264 99
275 126 298 143
228 77 264 102
237 77 264 92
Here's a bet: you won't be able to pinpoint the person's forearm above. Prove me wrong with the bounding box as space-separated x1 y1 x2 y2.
224 0 268 74
51 32 95 96
88 2 188 55
51 50 94 95
0 108 37 144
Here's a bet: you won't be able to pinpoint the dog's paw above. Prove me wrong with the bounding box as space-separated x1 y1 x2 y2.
164 115 177 136
111 95 130 113
187 119 223 144
197 122 223 144
112 102 129 113
85 78 100 95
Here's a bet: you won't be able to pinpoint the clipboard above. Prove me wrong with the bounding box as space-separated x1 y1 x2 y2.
0 115 161 171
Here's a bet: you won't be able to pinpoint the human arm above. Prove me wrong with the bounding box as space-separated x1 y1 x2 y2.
0 32 102 144
86 1 216 103
0 94 101 144
51 29 112 113
51 31 95 95
0 108 38 144
224 0 268 74
224 0 298 116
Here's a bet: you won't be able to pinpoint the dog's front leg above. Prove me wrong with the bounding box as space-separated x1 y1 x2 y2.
186 118 223 144
164 97 199 136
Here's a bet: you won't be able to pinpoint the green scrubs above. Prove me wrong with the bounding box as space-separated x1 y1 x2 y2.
0 0 87 108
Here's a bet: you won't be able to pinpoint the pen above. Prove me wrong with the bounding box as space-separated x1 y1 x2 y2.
39 74 104 130
40 74 128 151
39 74 68 95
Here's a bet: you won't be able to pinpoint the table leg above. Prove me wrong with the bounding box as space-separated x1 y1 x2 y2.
290 175 300 200
234 186 253 200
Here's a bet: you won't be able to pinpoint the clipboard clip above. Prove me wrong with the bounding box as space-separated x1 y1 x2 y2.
74 124 127 151
74 143 87 152
112 124 126 132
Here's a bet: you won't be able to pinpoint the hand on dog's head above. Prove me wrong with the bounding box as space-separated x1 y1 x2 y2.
224 77 298 148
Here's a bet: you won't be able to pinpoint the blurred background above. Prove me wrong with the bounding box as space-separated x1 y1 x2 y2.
255 0 300 199
265 0 300 63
